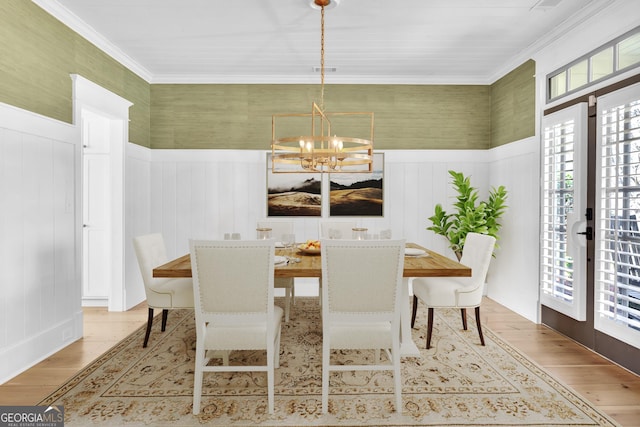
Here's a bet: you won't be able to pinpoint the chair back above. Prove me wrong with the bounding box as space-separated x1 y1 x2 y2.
190 239 275 326
133 233 168 289
460 232 496 289
321 239 405 321
257 219 294 241
319 220 357 239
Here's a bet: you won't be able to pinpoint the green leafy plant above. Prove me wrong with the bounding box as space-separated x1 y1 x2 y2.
427 170 508 259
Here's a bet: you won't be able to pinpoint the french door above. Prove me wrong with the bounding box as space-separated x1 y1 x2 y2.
594 82 640 349
540 103 589 321
541 77 640 372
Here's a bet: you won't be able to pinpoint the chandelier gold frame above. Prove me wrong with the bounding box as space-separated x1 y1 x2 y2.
270 0 374 174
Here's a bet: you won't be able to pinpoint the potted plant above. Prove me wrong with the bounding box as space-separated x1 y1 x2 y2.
427 170 508 260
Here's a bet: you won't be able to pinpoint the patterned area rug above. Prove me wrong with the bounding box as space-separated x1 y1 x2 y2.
40 298 619 426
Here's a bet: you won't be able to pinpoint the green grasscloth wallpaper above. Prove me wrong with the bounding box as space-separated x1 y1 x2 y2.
0 1 534 150
150 84 492 150
0 1 150 146
490 60 536 147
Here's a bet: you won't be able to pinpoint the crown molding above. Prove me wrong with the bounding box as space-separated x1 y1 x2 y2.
32 0 153 82
149 74 492 85
487 0 616 83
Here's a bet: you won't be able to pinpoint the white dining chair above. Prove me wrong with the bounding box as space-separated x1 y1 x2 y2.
411 232 496 349
320 238 406 414
257 218 295 321
318 220 357 239
317 220 359 305
133 233 194 348
190 239 283 415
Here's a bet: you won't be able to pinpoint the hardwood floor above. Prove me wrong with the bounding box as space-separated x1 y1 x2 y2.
0 303 148 407
1 298 639 426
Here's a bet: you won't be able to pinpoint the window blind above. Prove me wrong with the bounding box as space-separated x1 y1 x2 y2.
541 103 588 320
595 83 640 347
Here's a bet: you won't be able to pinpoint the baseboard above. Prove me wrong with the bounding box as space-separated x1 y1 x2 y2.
82 297 108 307
0 310 83 384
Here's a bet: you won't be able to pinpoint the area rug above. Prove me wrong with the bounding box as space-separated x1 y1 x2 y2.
39 298 619 426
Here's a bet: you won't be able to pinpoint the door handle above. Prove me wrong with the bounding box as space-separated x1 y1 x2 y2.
577 226 593 240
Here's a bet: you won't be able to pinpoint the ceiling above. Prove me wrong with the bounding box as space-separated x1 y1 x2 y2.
36 0 613 84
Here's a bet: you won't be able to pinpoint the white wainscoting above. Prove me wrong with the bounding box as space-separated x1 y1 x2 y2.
0 102 82 384
145 143 540 323
124 142 152 309
487 137 540 322
148 149 491 255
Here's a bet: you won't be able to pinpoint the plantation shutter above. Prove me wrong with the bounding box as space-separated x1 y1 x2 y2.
540 103 588 321
595 82 640 348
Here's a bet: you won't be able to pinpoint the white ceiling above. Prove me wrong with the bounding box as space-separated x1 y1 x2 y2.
35 0 613 84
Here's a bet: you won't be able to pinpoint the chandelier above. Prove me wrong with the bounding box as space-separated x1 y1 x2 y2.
271 0 374 173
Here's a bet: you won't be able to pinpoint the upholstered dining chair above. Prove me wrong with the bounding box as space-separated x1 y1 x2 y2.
257 218 295 321
317 220 358 305
411 232 496 349
133 233 194 348
320 239 406 414
318 219 357 240
190 239 284 415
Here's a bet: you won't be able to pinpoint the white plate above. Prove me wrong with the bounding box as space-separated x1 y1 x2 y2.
274 255 288 266
274 241 285 248
405 248 427 256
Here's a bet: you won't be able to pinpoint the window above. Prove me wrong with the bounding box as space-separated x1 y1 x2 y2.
568 60 588 91
619 32 640 70
540 103 588 320
595 83 640 348
548 26 640 101
550 71 567 99
591 48 614 81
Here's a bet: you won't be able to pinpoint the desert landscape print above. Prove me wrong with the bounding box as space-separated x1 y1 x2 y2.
330 154 384 216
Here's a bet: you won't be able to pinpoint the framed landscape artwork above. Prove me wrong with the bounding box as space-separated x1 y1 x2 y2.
266 154 322 217
329 153 384 217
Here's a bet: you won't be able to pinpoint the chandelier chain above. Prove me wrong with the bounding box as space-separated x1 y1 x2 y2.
320 5 325 111
270 0 374 174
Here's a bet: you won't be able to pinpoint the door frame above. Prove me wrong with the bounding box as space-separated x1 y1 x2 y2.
542 72 640 373
72 74 132 311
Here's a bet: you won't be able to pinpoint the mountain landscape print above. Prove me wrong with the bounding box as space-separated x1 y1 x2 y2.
267 173 322 217
329 153 384 216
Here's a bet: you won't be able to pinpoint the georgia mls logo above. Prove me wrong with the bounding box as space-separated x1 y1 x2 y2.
0 405 64 426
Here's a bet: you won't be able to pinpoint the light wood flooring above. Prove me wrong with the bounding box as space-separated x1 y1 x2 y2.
1 297 639 426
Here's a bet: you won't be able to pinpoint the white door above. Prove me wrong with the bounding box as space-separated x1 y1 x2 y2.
540 103 589 321
82 109 111 306
594 82 640 348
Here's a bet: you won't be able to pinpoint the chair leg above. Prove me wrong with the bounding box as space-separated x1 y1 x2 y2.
461 308 468 330
411 295 418 328
426 307 434 349
284 287 291 322
291 282 296 305
192 339 205 415
161 309 169 332
143 307 154 348
267 349 275 414
475 306 485 346
322 335 330 413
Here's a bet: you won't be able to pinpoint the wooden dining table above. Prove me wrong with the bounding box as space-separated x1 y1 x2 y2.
153 242 471 357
